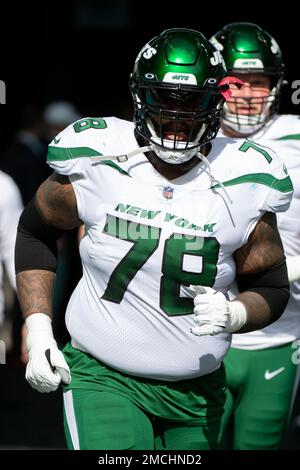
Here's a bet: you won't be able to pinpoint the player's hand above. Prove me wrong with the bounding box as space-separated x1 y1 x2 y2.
25 314 71 393
189 285 247 336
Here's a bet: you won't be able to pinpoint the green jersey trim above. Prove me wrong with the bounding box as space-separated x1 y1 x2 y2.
47 146 102 161
212 173 293 193
99 161 129 176
47 147 130 176
275 134 300 141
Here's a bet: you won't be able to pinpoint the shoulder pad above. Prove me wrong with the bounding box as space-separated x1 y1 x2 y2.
47 117 117 175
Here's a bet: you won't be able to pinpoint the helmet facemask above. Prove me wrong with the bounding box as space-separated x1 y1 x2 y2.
222 74 284 135
131 80 224 164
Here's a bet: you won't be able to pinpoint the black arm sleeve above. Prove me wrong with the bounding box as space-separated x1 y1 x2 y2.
15 197 64 274
236 259 290 322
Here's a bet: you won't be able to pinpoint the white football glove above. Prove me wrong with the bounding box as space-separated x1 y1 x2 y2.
189 285 247 336
25 313 71 393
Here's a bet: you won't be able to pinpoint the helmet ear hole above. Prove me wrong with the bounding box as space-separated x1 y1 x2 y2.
130 28 227 163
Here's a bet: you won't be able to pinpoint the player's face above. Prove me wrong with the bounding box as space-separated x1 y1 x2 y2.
150 114 200 143
147 88 210 144
227 73 271 116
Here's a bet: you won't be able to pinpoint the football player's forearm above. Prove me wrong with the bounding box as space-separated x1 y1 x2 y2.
232 212 290 332
233 290 273 333
16 270 55 319
233 259 290 333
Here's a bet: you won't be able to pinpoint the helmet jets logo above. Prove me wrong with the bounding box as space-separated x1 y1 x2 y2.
271 38 280 54
210 51 226 67
233 58 264 69
163 72 197 85
143 46 157 60
210 36 224 51
135 44 157 63
172 75 189 80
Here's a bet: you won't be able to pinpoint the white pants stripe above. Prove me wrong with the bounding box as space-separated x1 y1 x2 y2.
288 342 300 421
63 390 80 450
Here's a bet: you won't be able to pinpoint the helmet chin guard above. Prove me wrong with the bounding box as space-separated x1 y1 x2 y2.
144 118 208 164
222 91 276 135
150 143 199 165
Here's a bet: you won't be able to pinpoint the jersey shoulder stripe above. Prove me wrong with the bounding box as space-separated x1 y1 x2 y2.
47 146 101 162
46 116 135 176
212 172 293 193
275 133 300 141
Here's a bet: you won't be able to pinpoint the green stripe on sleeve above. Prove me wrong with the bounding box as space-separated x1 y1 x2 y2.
212 173 293 193
47 146 130 176
47 146 102 162
276 134 300 141
98 160 129 176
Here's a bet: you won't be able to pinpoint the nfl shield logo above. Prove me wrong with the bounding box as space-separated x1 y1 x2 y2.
162 186 174 199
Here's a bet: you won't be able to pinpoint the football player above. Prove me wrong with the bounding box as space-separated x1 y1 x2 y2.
15 28 293 450
211 21 300 449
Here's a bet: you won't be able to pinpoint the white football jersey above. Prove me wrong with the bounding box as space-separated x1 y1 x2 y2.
0 171 23 325
48 117 293 379
221 114 300 349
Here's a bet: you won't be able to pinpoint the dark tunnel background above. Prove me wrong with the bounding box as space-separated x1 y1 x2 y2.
1 1 300 144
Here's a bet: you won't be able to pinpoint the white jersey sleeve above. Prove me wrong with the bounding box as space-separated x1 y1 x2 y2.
47 117 110 176
210 137 293 243
47 116 136 222
239 139 293 214
262 155 293 213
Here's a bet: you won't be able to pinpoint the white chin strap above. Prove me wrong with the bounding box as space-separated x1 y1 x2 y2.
90 143 195 165
90 144 233 207
90 145 154 164
90 117 209 167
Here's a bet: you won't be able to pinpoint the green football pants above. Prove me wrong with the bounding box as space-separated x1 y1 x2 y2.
219 342 300 449
62 342 226 450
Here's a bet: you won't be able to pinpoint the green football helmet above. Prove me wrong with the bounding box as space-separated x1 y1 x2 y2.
210 22 285 135
129 28 227 164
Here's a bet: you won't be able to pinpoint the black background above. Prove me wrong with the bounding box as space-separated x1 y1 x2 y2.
1 1 299 143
